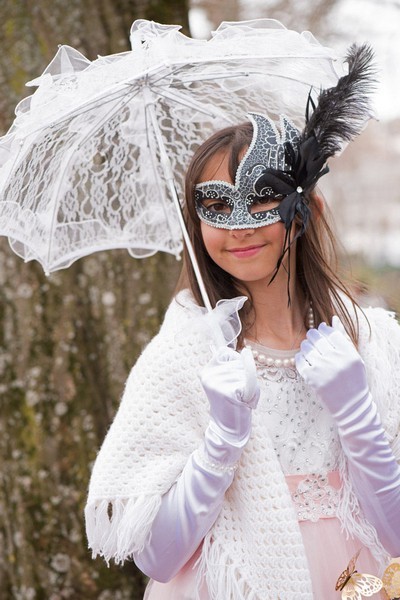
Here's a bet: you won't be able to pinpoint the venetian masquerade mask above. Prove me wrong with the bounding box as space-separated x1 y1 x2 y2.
195 44 376 245
195 113 300 230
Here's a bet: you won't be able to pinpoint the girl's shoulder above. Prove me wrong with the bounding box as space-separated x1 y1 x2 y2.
337 291 399 351
156 288 206 337
138 289 244 372
134 289 211 369
165 288 203 319
357 304 400 352
356 304 400 437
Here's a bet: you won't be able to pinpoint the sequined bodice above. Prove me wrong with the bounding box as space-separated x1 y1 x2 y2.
251 340 341 476
249 341 343 521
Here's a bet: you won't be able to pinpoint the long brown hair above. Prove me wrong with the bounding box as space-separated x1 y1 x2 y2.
176 122 363 345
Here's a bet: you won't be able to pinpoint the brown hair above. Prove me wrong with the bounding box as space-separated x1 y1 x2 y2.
176 122 363 345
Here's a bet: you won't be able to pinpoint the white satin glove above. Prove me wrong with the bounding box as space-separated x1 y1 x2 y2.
135 346 260 582
200 345 259 468
296 316 400 556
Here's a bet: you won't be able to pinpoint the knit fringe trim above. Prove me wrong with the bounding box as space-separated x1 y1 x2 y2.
337 452 389 572
85 494 162 565
195 533 314 600
194 533 260 600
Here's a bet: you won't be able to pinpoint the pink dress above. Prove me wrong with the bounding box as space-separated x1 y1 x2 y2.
144 474 385 599
144 344 386 599
145 473 385 599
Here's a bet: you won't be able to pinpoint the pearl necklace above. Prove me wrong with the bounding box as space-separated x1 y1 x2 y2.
246 305 314 370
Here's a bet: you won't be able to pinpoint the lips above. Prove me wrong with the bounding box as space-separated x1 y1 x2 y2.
227 244 266 258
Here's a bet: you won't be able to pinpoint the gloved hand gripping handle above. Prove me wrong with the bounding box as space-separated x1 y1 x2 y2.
135 347 260 582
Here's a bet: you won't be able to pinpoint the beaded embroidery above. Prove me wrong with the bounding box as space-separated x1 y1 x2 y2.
195 447 239 475
254 347 340 477
252 341 342 523
291 474 340 522
258 362 298 382
247 344 300 383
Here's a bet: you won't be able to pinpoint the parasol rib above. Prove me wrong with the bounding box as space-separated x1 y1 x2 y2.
144 89 212 312
153 85 236 124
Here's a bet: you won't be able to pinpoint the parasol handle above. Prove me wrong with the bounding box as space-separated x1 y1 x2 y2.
144 91 213 313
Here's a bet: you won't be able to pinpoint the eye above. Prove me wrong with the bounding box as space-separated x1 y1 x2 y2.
250 195 283 214
253 195 283 206
202 199 231 214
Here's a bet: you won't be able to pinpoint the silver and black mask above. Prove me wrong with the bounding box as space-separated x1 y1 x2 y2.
195 44 376 242
194 113 300 230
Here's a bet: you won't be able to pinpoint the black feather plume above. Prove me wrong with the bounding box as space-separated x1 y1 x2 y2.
301 43 376 162
253 44 376 306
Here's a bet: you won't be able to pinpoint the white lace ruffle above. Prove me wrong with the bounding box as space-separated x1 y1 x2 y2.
175 294 247 349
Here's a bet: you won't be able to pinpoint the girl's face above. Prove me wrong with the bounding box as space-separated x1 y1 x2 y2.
198 150 288 286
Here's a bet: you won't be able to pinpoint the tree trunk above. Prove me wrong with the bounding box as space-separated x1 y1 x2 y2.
0 1 187 598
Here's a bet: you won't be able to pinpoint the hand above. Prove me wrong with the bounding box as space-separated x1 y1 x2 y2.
200 346 260 443
295 316 368 418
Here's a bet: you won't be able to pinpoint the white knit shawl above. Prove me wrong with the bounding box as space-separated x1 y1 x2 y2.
85 290 400 600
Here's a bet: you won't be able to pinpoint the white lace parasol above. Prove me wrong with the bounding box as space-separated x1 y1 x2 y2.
0 18 342 308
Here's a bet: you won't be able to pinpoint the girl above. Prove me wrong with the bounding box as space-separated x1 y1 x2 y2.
85 44 400 599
